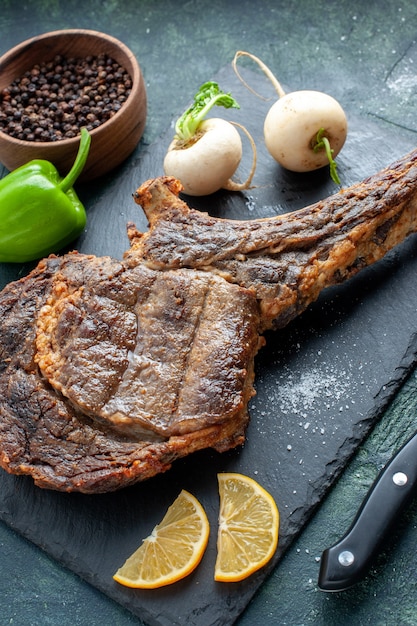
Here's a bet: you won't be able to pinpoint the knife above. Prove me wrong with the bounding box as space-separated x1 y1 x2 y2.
318 429 417 592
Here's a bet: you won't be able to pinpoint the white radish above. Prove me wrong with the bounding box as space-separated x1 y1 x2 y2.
233 51 348 184
163 81 256 196
165 118 241 196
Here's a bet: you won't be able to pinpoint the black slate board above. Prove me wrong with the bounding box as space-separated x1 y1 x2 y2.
1 65 417 626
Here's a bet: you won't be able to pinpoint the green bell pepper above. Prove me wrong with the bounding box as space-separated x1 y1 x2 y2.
0 127 91 263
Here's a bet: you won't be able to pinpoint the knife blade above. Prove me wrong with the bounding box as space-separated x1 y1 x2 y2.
318 429 417 592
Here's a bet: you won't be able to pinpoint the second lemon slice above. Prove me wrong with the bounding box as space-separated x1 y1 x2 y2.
215 472 279 582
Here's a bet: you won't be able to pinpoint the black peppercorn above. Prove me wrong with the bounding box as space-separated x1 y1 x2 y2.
0 53 132 141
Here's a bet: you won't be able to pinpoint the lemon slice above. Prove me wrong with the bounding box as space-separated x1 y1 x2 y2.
215 473 279 582
113 490 209 589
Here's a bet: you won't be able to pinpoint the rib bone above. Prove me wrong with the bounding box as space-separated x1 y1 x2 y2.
128 148 417 329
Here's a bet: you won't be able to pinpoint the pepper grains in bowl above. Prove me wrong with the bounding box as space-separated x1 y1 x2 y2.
0 53 132 141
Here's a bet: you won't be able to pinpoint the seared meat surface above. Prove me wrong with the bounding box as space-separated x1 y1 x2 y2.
35 257 261 439
1 148 417 493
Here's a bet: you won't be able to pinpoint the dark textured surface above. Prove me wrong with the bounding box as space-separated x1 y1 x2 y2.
1 1 417 625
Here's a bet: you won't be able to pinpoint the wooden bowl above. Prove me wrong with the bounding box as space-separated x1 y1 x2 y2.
0 29 147 180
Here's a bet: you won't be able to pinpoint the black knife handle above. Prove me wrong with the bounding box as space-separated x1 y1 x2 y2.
318 429 417 592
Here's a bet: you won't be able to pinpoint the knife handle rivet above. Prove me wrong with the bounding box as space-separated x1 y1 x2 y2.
393 471 408 486
338 550 355 567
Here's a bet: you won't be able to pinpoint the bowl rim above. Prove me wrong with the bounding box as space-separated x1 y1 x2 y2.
0 28 143 149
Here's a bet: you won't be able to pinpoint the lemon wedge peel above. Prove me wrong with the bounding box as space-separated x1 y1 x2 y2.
113 489 210 589
214 472 279 583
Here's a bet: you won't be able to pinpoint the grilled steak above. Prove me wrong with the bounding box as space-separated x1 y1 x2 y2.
0 254 261 493
1 148 417 493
